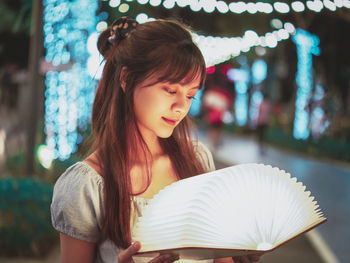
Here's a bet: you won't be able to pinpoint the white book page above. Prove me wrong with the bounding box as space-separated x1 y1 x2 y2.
133 163 327 255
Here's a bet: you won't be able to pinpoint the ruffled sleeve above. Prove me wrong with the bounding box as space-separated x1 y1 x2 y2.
193 141 216 172
50 162 104 243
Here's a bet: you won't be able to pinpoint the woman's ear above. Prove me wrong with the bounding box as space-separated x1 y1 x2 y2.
120 66 127 92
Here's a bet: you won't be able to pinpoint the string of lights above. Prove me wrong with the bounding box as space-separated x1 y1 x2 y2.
192 24 294 67
43 0 98 161
125 13 296 67
292 29 320 140
107 0 350 14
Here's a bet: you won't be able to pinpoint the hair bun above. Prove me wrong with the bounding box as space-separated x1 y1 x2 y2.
108 17 138 45
97 29 113 59
97 17 138 59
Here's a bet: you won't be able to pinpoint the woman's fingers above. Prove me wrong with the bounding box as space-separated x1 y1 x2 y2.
240 256 252 263
232 255 252 263
117 242 179 263
118 242 141 263
148 253 179 263
249 254 261 262
233 253 263 263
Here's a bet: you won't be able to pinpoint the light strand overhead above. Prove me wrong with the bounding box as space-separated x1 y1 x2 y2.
130 0 350 14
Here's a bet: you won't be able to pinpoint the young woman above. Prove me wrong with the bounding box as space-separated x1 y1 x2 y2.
51 17 261 263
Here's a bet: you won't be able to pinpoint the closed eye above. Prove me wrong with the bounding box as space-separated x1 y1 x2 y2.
164 87 196 100
164 87 176 94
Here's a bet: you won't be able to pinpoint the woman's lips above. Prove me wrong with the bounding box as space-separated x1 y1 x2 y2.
162 117 178 125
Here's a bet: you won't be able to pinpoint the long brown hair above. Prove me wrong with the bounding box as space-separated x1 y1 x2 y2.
91 19 207 248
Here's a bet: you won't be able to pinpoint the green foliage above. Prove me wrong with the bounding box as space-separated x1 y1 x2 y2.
0 177 57 257
4 146 82 184
4 151 48 179
266 127 350 162
266 127 308 152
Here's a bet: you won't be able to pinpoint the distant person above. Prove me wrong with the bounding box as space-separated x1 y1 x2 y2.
202 87 231 152
256 95 271 154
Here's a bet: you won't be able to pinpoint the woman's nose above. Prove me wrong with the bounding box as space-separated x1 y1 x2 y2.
172 94 189 114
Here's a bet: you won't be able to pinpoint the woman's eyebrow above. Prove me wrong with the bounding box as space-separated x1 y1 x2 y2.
178 81 200 89
179 85 199 91
189 86 200 90
164 81 200 90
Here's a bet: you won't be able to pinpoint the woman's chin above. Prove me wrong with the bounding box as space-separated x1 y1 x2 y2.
157 130 174 139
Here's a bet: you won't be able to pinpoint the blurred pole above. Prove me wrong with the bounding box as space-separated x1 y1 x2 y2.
26 0 43 176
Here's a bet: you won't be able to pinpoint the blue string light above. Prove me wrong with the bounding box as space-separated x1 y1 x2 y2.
251 59 267 85
227 68 250 126
189 89 204 117
43 0 98 160
292 29 320 140
249 59 267 126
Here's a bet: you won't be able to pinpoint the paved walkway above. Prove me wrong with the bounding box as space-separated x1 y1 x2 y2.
198 127 349 263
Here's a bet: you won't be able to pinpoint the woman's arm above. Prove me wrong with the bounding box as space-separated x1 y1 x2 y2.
60 233 96 263
215 254 262 263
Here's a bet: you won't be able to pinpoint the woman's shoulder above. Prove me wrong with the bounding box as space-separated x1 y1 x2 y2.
54 161 103 189
52 161 104 213
51 162 105 243
192 140 216 172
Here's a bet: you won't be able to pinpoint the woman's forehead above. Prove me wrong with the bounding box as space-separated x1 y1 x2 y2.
179 72 202 86
141 69 202 87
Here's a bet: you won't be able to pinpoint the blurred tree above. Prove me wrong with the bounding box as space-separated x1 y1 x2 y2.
0 0 31 67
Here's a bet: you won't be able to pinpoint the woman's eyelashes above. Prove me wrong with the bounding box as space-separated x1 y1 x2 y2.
165 88 176 94
164 87 196 100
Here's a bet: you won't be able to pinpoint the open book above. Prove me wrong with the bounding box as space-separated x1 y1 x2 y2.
133 163 327 260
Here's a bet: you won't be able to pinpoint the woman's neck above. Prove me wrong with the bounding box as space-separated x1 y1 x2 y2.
145 136 163 157
130 134 165 164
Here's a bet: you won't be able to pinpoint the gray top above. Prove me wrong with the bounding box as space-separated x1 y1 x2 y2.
51 141 215 263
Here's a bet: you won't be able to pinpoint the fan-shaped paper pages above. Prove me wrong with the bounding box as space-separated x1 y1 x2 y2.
133 163 326 260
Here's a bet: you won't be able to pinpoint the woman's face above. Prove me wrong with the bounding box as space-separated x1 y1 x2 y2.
133 73 201 140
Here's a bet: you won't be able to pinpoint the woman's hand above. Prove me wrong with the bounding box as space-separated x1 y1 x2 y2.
232 254 262 263
118 241 180 263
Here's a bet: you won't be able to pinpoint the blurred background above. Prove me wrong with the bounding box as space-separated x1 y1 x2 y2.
0 0 349 262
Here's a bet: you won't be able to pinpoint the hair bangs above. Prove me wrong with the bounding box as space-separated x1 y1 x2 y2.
145 42 206 88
